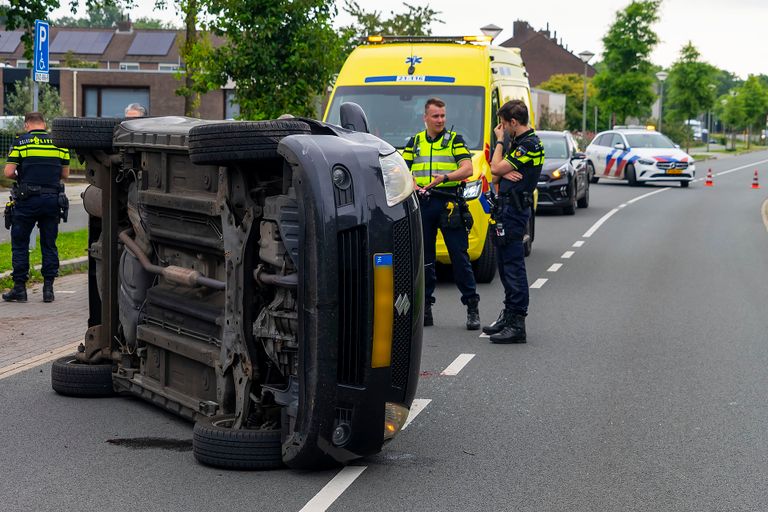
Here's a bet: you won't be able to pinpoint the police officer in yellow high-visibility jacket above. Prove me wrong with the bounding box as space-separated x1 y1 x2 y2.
403 97 480 330
2 112 70 303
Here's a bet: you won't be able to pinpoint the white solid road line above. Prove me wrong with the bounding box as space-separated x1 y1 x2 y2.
572 241 585 247
716 158 768 177
403 398 432 430
583 208 618 238
626 187 669 205
561 251 575 259
547 263 563 272
441 354 475 376
0 341 80 380
299 466 367 512
530 278 548 289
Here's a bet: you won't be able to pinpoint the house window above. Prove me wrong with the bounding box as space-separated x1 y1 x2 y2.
225 89 240 119
83 87 150 117
119 62 140 71
158 63 179 72
16 60 29 68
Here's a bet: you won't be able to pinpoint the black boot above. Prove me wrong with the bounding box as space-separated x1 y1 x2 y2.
2 283 27 303
466 298 480 331
43 278 55 303
490 311 526 344
482 309 506 335
423 303 433 327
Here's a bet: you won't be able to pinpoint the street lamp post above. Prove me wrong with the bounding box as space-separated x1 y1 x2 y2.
578 50 595 138
655 71 669 133
706 83 716 152
480 24 503 42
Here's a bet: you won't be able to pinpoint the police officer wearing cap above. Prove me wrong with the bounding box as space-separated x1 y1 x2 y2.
483 100 544 343
403 97 480 330
2 112 70 303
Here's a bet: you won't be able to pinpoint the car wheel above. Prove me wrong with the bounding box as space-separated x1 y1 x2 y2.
523 207 534 257
587 162 599 183
188 120 311 165
51 117 121 151
562 182 577 215
51 355 114 397
577 181 590 208
193 414 283 470
626 164 639 186
472 228 497 283
680 180 690 188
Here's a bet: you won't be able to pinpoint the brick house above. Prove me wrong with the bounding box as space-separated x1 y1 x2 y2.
0 22 236 119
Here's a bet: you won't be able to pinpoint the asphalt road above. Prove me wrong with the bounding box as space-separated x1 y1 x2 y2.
1 152 768 511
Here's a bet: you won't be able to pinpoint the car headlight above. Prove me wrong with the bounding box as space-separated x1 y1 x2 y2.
379 151 414 207
637 158 655 165
462 180 482 200
383 402 409 442
551 165 568 180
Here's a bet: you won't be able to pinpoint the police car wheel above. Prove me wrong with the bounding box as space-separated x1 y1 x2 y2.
472 229 497 283
51 117 121 151
193 414 283 470
51 355 114 397
188 120 312 165
626 164 639 187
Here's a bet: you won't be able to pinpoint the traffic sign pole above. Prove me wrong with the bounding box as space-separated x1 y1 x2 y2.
32 19 49 112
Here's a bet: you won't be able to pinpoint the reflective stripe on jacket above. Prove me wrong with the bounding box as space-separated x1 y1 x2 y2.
403 130 470 187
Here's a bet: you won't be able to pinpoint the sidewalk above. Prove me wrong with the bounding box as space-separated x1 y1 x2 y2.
0 272 88 369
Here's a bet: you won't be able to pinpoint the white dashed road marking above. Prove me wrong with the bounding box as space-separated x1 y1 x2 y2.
561 251 575 259
402 398 432 430
299 466 367 512
572 241 585 247
547 263 562 272
530 278 548 289
441 354 475 376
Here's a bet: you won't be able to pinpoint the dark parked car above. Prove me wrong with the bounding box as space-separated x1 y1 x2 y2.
535 130 589 215
49 110 424 470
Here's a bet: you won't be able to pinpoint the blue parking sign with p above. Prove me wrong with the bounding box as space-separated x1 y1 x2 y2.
34 19 49 82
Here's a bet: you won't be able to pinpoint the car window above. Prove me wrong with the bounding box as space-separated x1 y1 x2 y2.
624 132 677 148
593 134 608 146
539 135 568 159
610 134 625 147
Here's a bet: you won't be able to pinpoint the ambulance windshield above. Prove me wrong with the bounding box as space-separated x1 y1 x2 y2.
327 85 485 150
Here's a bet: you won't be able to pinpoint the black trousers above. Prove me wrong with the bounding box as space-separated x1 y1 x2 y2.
11 194 60 284
495 204 530 315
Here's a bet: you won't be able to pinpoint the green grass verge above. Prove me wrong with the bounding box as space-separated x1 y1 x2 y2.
0 228 89 291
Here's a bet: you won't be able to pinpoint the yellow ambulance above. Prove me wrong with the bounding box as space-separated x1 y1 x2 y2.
324 36 537 282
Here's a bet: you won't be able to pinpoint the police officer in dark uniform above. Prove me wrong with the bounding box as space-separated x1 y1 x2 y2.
403 97 480 330
2 112 70 303
483 100 544 343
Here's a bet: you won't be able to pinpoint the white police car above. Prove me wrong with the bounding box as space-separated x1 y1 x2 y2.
584 127 695 188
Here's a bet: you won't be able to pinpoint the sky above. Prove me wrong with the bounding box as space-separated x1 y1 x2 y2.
53 0 767 80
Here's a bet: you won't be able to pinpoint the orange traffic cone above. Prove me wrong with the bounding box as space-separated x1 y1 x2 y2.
752 170 761 189
705 169 713 187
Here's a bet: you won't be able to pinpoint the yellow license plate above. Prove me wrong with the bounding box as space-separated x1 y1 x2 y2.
667 169 683 174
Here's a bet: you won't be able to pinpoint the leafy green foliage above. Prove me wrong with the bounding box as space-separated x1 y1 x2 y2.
738 75 768 147
203 0 346 120
5 77 66 131
537 73 598 132
342 1 443 41
53 3 124 27
594 0 660 123
0 0 61 60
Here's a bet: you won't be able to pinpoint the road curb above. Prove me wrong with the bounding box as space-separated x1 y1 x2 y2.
762 198 768 234
0 255 88 280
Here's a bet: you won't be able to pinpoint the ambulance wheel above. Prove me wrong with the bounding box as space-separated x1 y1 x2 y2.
189 120 311 165
626 164 639 186
51 355 114 397
51 117 121 151
472 230 497 283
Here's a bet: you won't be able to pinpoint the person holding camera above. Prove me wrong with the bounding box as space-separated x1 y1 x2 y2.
484 100 544 343
403 97 480 330
2 112 70 303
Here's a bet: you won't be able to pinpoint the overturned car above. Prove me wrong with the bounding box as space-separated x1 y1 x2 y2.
50 112 424 469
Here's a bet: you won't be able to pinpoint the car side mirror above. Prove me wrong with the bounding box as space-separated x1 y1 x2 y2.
674 144 680 149
572 152 586 160
339 102 370 133
613 142 626 150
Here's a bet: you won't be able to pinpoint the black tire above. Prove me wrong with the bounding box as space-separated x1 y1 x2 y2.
188 120 311 165
588 162 599 183
51 117 120 151
51 355 114 397
523 207 535 257
562 181 577 215
577 181 590 208
680 180 690 188
626 164 639 186
193 414 283 470
472 228 497 283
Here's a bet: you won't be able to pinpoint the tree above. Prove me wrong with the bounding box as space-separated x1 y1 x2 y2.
53 3 125 27
737 75 768 148
716 93 745 150
0 0 61 60
134 16 177 29
203 0 347 120
537 73 598 132
342 1 443 39
665 42 717 151
594 0 661 124
5 77 66 131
